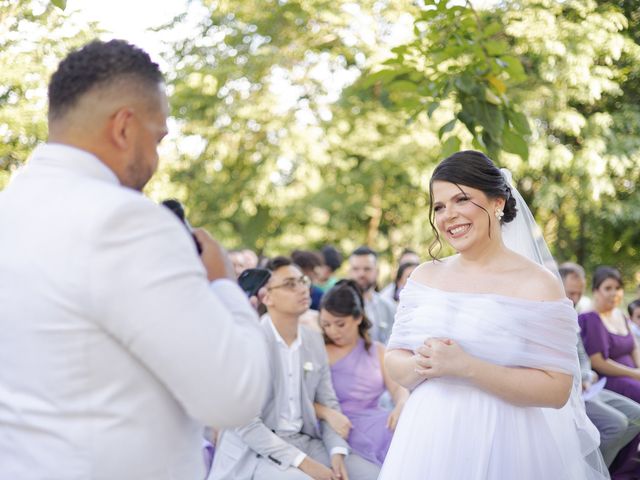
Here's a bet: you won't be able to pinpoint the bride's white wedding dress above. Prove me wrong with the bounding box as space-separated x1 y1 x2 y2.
379 279 608 480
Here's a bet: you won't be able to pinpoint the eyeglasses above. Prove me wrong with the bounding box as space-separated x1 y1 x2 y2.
268 275 312 291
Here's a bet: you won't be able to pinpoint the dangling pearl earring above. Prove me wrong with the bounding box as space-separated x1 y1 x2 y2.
495 209 504 221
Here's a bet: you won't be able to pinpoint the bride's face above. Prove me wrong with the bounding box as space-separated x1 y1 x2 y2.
432 180 503 252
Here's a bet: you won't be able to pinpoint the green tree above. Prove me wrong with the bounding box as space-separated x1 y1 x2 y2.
499 0 640 278
159 0 418 255
157 0 639 278
360 0 531 161
0 0 96 188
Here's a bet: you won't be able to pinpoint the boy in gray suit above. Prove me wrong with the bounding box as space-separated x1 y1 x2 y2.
210 257 379 480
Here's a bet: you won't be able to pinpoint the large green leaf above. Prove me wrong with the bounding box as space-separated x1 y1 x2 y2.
438 118 457 139
507 110 532 136
477 101 504 142
441 136 462 158
485 40 509 56
502 128 529 161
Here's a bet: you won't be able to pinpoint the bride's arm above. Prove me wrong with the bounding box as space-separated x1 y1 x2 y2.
384 349 428 390
416 338 572 409
385 342 572 408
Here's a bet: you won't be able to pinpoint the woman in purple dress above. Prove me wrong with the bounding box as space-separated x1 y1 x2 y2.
314 280 409 467
579 266 640 403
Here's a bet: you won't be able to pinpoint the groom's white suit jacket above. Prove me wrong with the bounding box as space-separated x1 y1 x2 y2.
0 144 268 480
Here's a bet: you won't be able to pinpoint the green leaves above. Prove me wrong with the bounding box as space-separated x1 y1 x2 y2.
441 136 461 158
359 1 530 162
483 22 503 38
438 118 456 138
2 0 639 278
0 1 95 188
507 109 531 136
502 127 529 160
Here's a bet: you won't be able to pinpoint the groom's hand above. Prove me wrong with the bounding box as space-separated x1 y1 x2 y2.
193 228 235 282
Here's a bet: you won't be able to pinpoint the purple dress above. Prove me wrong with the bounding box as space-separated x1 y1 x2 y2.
330 338 393 466
579 311 640 403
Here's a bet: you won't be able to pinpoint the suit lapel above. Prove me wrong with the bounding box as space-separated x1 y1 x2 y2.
299 328 320 437
261 318 286 426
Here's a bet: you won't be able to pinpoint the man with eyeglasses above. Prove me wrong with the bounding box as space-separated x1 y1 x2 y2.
210 256 379 480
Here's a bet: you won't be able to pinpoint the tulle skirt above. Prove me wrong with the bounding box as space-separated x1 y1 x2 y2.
379 377 606 480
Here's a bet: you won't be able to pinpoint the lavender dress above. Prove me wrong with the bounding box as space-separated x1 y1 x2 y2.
579 311 640 403
330 338 393 466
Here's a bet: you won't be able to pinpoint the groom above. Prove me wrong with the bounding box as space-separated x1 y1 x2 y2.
210 256 379 479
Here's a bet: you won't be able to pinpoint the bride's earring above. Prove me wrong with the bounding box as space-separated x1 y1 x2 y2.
495 209 504 221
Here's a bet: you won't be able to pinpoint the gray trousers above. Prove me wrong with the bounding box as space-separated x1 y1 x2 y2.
586 388 640 466
253 433 380 480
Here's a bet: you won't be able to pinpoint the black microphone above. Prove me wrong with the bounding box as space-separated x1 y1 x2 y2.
161 199 203 254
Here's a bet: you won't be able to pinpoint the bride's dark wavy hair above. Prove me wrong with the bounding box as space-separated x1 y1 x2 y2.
319 280 373 351
428 150 517 259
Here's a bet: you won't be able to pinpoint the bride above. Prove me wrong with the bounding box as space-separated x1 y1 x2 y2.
380 150 608 479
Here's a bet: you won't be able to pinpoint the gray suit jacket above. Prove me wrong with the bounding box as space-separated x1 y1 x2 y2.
210 317 348 479
365 291 396 345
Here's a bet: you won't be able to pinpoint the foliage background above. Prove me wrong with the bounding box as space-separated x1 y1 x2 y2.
3 0 639 284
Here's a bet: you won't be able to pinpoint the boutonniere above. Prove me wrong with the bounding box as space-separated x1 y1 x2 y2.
303 361 314 378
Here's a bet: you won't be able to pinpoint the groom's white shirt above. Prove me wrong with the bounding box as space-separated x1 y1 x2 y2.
0 143 268 480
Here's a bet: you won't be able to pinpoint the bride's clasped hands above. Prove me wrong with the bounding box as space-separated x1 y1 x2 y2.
413 338 475 380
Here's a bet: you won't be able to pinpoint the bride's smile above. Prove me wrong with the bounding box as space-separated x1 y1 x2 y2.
431 180 504 252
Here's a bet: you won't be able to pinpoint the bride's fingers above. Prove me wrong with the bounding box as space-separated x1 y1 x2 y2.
423 369 440 379
415 346 430 358
416 367 439 379
414 354 431 369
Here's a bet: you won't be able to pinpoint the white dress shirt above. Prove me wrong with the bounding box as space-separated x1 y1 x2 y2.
270 319 305 435
0 144 268 480
268 318 306 467
266 317 348 466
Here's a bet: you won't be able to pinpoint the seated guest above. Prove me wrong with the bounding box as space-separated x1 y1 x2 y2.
395 248 420 267
380 248 420 303
315 281 409 467
209 257 379 480
292 249 325 310
317 245 343 292
561 263 640 478
228 249 247 278
348 246 396 344
628 299 640 340
242 248 259 269
380 261 419 304
579 266 640 404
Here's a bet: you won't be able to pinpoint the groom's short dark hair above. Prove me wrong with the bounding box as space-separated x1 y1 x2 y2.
48 39 163 121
